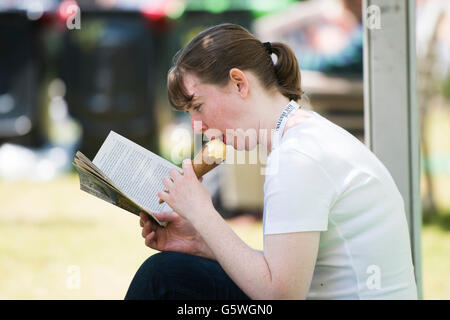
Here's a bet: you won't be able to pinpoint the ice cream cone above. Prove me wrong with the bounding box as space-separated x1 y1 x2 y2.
192 138 227 177
158 139 226 204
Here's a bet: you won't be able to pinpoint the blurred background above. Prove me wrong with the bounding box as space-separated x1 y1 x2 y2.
0 0 448 299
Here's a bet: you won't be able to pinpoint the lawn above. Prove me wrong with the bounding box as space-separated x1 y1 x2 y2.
0 174 263 299
422 214 450 299
419 103 450 299
0 104 449 300
0 172 448 299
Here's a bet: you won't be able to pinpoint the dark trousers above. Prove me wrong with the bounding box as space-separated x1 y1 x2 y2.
125 251 250 300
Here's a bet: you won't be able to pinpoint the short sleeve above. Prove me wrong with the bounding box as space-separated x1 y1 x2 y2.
263 149 337 235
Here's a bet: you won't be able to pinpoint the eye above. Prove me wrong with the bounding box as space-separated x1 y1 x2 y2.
193 104 202 112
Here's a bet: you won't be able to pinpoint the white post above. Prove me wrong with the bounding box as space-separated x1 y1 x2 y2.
363 0 422 298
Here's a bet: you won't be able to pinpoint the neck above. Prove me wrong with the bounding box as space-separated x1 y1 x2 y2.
255 92 291 154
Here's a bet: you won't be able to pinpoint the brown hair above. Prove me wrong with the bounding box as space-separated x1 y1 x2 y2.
167 23 304 111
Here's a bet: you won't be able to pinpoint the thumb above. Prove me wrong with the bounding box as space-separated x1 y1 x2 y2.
154 211 179 222
182 159 195 178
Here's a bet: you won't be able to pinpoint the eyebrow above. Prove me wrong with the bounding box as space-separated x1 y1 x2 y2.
184 95 201 111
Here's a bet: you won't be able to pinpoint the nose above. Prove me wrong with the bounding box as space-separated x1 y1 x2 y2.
191 118 208 134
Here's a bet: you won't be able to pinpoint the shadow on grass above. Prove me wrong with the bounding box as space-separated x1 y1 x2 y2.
422 209 450 231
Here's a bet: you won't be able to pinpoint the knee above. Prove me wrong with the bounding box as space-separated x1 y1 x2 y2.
137 251 174 278
125 252 188 300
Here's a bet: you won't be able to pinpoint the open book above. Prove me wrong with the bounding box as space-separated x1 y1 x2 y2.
72 131 179 227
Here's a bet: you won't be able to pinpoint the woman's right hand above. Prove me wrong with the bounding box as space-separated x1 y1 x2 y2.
140 211 215 260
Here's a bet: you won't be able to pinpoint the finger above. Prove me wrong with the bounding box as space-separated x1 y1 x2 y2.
145 231 156 247
157 190 170 203
140 212 152 227
182 159 195 178
139 212 146 227
140 212 150 222
143 218 157 237
169 168 182 181
142 220 152 238
154 211 179 223
162 177 174 189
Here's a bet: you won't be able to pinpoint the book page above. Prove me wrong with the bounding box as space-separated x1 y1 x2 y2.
92 131 179 214
74 164 118 205
73 157 166 227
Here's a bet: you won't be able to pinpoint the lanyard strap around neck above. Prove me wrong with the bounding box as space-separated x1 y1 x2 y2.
272 100 300 151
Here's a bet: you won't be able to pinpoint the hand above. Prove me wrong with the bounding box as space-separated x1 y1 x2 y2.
158 159 214 220
140 211 215 260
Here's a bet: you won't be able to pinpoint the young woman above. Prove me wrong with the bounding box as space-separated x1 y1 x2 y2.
125 23 418 300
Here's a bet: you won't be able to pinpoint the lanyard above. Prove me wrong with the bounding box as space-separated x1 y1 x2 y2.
272 100 300 151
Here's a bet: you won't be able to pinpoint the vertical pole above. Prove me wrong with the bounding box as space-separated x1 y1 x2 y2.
363 0 422 298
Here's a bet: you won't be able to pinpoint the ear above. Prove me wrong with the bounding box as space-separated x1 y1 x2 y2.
229 68 249 98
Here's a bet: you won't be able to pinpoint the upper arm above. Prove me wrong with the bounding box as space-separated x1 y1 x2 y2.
264 149 336 235
262 149 334 299
264 231 320 299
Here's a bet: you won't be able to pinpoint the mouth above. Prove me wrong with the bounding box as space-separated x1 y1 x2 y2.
209 134 227 144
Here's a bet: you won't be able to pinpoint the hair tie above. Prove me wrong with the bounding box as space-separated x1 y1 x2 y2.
263 42 272 55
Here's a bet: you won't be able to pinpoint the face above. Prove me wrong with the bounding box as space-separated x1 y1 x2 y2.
183 72 258 150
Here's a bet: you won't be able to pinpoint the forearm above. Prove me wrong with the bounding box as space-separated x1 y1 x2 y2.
190 207 277 300
195 237 217 261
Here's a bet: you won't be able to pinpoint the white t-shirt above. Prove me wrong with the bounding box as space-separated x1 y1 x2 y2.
262 109 418 300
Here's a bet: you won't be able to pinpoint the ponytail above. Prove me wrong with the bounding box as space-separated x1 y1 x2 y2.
271 42 304 102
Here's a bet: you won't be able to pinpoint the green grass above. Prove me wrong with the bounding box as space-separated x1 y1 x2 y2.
421 210 450 299
0 104 449 300
0 173 448 299
0 174 150 299
0 174 262 299
422 226 450 299
419 104 450 299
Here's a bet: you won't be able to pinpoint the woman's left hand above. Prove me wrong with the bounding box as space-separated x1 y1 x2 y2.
158 159 214 220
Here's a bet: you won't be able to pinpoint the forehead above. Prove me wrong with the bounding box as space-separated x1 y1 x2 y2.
183 73 203 97
183 72 228 101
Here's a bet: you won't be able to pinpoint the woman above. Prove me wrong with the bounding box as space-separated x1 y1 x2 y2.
125 23 417 300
